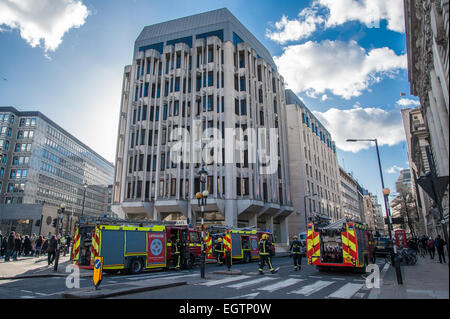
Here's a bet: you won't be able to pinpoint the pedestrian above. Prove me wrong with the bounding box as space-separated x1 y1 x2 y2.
42 237 48 255
214 237 224 265
35 235 43 258
289 235 303 271
30 233 37 256
23 235 32 256
60 235 66 256
1 234 7 258
435 235 447 264
5 232 15 262
427 237 435 259
172 236 181 270
258 234 276 274
47 235 57 265
0 231 3 258
417 237 425 257
13 234 22 261
421 235 428 255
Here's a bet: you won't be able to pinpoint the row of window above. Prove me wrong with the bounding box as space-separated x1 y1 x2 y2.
6 182 25 193
40 161 83 185
0 113 15 124
17 130 34 140
0 126 12 137
42 148 84 176
9 169 28 179
19 118 36 127
302 113 336 152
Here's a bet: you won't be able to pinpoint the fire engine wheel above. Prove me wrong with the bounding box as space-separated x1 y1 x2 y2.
129 258 144 274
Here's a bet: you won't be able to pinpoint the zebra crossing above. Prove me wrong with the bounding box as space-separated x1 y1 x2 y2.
196 273 370 299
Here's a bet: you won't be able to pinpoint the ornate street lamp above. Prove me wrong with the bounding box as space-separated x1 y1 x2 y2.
197 167 208 279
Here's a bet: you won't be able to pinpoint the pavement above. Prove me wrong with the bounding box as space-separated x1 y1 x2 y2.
368 253 449 299
0 254 92 279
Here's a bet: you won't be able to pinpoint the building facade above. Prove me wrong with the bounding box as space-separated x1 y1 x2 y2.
113 8 293 243
339 167 362 222
285 89 341 236
370 195 385 236
404 0 449 236
0 107 115 228
401 107 437 236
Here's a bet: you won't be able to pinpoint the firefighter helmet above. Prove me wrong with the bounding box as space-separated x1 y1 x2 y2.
293 235 298 239
218 238 222 242
262 234 269 240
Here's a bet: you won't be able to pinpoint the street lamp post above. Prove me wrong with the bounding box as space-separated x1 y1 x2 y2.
54 203 66 272
347 138 403 284
81 182 88 217
197 167 209 279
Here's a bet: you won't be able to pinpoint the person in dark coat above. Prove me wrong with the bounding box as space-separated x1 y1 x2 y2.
23 235 32 256
47 235 57 265
427 237 435 259
5 232 15 262
289 235 303 271
435 235 447 264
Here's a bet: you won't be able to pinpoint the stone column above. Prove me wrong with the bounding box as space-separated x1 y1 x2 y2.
249 212 258 228
279 216 289 244
430 69 449 164
265 215 274 233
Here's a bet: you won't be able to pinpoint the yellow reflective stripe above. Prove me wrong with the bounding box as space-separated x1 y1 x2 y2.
189 243 194 246
167 243 172 246
312 234 320 247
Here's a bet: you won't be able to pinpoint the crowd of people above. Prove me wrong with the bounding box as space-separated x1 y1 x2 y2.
0 231 72 265
407 234 447 264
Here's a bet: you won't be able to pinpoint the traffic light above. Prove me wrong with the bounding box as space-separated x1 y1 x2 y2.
52 218 57 228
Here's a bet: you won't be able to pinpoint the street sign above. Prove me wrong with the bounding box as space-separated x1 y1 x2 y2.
93 256 103 289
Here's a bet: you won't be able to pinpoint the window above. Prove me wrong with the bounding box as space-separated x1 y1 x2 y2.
208 71 213 87
240 100 247 115
174 101 179 116
207 95 213 111
160 154 165 171
142 105 147 121
239 76 246 91
175 77 180 92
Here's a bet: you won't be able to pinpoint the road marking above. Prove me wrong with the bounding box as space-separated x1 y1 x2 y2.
327 283 363 299
354 292 366 298
227 292 260 299
257 278 304 292
20 296 35 299
227 277 276 289
289 280 334 296
331 277 346 281
309 276 323 279
199 275 251 287
21 290 33 293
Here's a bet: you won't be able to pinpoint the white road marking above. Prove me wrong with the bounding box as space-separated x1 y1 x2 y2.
199 275 251 287
289 280 334 296
21 290 33 293
227 292 260 299
257 278 304 292
227 277 276 289
327 283 363 299
331 277 346 280
20 296 35 299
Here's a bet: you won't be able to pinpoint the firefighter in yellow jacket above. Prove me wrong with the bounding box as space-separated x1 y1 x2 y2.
290 235 303 271
172 237 181 270
214 238 224 265
258 234 276 274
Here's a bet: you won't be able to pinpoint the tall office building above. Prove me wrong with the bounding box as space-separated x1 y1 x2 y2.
339 167 362 222
0 107 114 235
113 8 293 242
285 90 341 236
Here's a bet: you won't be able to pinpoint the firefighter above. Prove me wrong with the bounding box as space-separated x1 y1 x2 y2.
214 238 224 265
258 234 276 274
172 237 181 270
289 235 303 271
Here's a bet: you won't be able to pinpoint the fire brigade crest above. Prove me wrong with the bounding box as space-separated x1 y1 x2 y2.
150 239 163 256
251 239 258 251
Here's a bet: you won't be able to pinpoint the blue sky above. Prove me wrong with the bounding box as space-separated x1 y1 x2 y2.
0 0 418 216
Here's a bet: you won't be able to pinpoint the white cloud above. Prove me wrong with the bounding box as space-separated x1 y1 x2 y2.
321 94 328 101
386 165 404 174
396 98 420 107
274 40 406 99
316 0 405 33
0 0 89 52
266 8 324 44
313 105 406 152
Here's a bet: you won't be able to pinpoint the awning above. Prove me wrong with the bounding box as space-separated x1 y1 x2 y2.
416 173 449 203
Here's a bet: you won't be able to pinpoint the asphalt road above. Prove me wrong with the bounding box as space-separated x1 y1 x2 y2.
0 256 387 299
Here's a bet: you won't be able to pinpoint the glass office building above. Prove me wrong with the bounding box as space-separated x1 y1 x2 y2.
0 107 114 217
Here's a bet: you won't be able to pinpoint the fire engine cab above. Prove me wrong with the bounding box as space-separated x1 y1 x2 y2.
306 218 375 272
71 217 201 273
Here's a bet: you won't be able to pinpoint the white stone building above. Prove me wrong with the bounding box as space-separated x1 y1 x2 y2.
285 90 342 236
113 8 293 243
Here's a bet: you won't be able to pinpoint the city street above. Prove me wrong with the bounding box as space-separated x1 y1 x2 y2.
0 256 386 299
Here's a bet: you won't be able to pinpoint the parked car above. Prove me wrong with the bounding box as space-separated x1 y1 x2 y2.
374 237 392 255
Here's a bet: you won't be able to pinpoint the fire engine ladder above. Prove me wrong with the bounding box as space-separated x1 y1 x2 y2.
77 216 178 227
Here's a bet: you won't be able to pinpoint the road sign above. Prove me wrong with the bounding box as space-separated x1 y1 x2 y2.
93 256 103 289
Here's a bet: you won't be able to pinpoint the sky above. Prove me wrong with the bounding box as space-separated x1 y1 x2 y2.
0 0 420 216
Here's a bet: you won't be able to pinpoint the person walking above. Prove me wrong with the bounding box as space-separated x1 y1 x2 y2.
12 234 21 261
5 232 15 262
30 234 37 256
214 238 224 265
0 231 4 258
35 235 43 258
258 234 276 275
47 235 57 265
42 237 48 255
435 235 447 264
427 237 435 259
417 237 425 258
289 235 303 271
171 236 181 270
23 235 32 256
